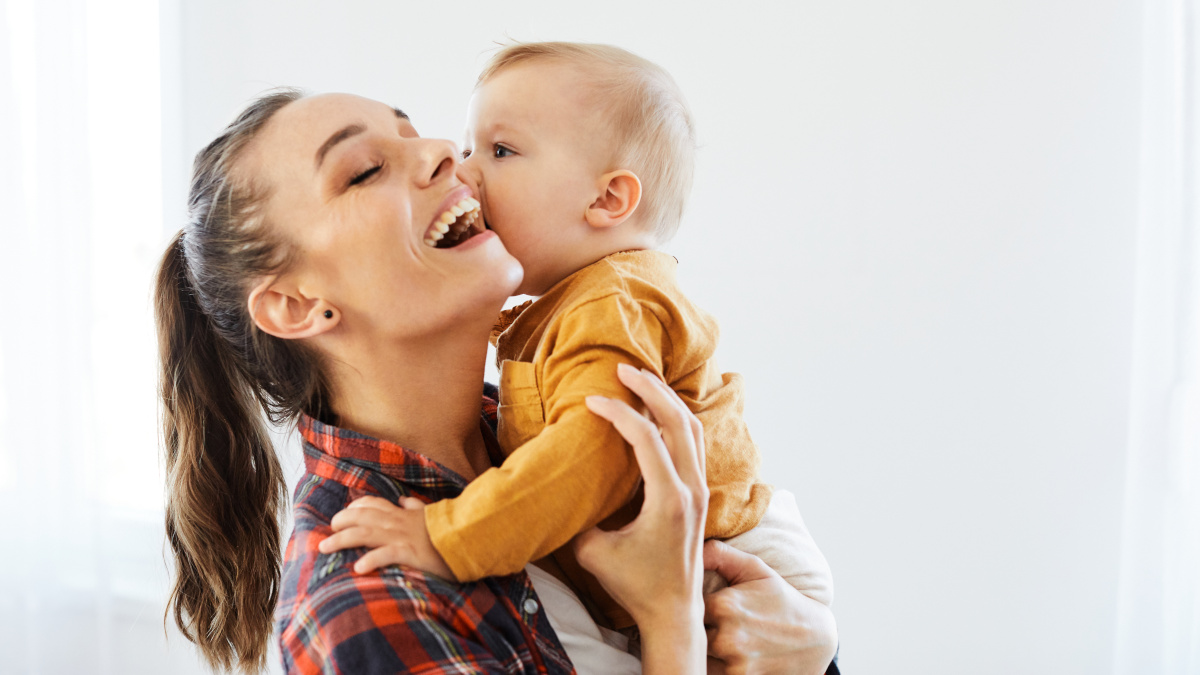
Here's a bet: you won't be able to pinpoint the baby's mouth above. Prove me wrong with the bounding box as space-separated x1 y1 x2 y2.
424 197 485 249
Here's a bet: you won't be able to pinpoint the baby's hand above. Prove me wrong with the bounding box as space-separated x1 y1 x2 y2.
319 495 456 580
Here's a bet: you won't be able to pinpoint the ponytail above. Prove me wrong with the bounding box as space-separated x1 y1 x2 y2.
153 87 323 673
156 231 285 673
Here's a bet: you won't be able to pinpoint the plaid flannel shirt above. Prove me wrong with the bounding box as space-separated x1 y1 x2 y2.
276 388 575 674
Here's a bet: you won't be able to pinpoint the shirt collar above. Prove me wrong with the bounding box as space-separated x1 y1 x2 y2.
490 298 534 347
297 399 500 501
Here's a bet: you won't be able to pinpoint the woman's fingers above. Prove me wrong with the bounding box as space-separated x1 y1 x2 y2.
690 414 706 485
705 627 720 655
614 363 706 494
577 364 710 668
702 539 772 588
585 393 680 497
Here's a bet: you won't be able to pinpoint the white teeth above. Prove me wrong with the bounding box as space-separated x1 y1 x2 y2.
425 197 483 248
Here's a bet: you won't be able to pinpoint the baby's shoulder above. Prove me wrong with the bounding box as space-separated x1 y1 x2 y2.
561 253 682 309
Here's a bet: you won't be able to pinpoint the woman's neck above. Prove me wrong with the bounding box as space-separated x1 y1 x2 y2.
325 322 494 481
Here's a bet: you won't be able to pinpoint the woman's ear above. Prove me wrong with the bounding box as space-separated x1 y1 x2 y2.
247 275 339 340
585 170 642 230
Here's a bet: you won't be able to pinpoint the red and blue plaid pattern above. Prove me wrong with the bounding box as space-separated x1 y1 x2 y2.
275 389 574 674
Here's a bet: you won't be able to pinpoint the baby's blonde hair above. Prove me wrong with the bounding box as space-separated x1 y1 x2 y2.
478 41 696 243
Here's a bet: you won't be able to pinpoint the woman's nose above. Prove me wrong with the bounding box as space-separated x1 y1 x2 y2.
414 139 460 188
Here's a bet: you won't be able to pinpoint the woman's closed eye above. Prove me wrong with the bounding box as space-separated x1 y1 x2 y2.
348 164 382 187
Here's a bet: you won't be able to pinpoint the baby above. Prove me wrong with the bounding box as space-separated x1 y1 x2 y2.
326 42 831 632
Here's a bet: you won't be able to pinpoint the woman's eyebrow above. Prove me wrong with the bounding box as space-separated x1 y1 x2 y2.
315 123 366 170
314 110 407 170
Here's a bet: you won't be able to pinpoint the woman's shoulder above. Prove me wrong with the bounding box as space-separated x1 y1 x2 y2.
275 476 480 634
276 562 484 673
275 499 564 674
275 477 468 670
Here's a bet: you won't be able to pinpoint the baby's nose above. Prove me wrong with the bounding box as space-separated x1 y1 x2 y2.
455 158 482 191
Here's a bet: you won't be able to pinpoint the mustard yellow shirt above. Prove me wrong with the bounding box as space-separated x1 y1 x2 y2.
424 250 771 626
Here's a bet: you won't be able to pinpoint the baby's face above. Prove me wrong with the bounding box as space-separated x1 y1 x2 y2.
460 61 613 295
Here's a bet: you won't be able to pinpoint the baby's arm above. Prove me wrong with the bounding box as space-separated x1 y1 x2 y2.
428 294 670 581
324 294 668 582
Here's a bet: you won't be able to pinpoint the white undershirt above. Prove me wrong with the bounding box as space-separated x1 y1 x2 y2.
524 563 642 675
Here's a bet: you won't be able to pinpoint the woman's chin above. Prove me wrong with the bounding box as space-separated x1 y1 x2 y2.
471 230 525 298
498 257 525 297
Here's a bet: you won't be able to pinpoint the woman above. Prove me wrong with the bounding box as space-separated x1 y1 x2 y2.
155 88 836 673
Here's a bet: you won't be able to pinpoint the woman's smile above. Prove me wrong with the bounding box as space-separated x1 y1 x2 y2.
424 192 484 248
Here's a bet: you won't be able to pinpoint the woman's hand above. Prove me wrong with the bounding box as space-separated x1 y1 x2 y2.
319 495 456 581
704 540 838 675
573 363 709 674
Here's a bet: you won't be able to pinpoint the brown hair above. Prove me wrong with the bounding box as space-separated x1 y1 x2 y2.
154 87 329 673
477 41 696 243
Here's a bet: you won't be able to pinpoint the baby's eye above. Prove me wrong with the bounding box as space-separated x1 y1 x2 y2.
493 144 514 159
348 164 382 187
461 148 472 160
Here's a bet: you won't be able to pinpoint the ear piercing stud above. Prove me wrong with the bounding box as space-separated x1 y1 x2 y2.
324 310 333 319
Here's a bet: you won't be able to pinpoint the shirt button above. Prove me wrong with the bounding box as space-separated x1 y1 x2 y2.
523 597 540 615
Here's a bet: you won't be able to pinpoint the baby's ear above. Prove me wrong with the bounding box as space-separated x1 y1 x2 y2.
585 170 641 230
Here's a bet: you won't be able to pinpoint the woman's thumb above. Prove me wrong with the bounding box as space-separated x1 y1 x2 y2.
572 526 612 572
702 539 770 587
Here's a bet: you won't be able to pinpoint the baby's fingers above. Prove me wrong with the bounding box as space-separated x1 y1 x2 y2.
348 495 425 511
319 526 373 554
346 495 398 511
331 502 398 531
354 545 412 575
331 507 365 531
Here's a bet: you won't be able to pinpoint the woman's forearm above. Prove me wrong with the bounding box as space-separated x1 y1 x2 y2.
638 605 708 674
572 365 713 673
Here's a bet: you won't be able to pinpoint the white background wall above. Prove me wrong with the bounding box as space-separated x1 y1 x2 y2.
170 1 1143 672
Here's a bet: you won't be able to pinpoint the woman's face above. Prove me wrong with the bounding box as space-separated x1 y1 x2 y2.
242 93 523 340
